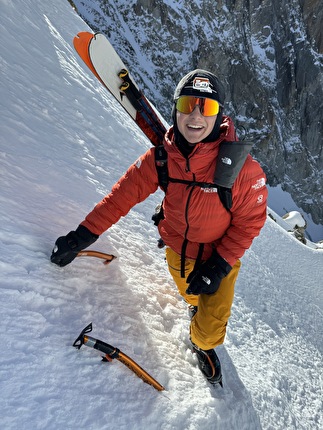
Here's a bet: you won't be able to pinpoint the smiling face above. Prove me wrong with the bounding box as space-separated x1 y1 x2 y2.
176 105 217 144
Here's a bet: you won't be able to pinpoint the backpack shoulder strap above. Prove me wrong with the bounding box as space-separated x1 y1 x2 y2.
213 140 254 211
217 186 232 211
155 145 169 192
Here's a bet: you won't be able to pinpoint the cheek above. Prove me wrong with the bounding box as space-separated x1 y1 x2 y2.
206 116 217 131
176 112 185 133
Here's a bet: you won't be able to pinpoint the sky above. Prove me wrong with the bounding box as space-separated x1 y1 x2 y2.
0 1 322 429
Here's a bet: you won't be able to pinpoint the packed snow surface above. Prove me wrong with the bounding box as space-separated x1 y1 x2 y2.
1 1 322 429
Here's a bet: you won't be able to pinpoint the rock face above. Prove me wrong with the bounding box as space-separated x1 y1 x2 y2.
73 0 323 225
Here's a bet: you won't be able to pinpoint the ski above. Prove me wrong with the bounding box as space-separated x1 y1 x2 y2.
73 323 165 392
73 32 166 146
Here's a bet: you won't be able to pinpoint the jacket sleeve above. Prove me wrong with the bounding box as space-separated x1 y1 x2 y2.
216 156 268 267
80 148 159 235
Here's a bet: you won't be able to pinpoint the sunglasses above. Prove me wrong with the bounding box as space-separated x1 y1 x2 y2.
176 96 221 117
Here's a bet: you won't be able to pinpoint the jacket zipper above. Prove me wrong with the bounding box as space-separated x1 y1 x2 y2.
180 175 196 278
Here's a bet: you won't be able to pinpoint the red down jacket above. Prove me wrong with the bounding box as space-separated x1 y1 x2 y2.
81 116 268 267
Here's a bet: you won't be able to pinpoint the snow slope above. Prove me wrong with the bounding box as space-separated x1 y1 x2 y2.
0 1 322 429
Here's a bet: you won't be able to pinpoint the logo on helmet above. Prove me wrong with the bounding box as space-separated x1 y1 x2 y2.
193 77 213 93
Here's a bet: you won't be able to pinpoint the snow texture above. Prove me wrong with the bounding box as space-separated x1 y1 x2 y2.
0 1 322 429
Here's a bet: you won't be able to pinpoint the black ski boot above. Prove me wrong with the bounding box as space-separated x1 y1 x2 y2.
192 342 223 387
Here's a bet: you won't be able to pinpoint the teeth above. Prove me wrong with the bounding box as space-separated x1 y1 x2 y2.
188 125 203 129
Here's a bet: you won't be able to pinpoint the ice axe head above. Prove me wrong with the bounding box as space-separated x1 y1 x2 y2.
73 322 93 349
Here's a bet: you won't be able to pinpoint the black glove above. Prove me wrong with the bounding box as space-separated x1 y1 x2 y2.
50 225 99 267
186 251 232 295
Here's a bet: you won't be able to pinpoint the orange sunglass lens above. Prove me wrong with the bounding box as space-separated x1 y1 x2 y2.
176 96 220 116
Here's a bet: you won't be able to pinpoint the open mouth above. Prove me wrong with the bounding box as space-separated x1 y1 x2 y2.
187 124 204 129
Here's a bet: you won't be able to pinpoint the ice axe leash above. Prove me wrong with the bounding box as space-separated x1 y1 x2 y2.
77 250 117 265
73 323 165 392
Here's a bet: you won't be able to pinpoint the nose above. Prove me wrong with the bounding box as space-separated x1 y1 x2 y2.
191 104 203 116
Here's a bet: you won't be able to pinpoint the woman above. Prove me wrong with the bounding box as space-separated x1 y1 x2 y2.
51 70 268 386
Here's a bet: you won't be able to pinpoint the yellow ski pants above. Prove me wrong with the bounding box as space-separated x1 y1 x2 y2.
166 247 241 350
